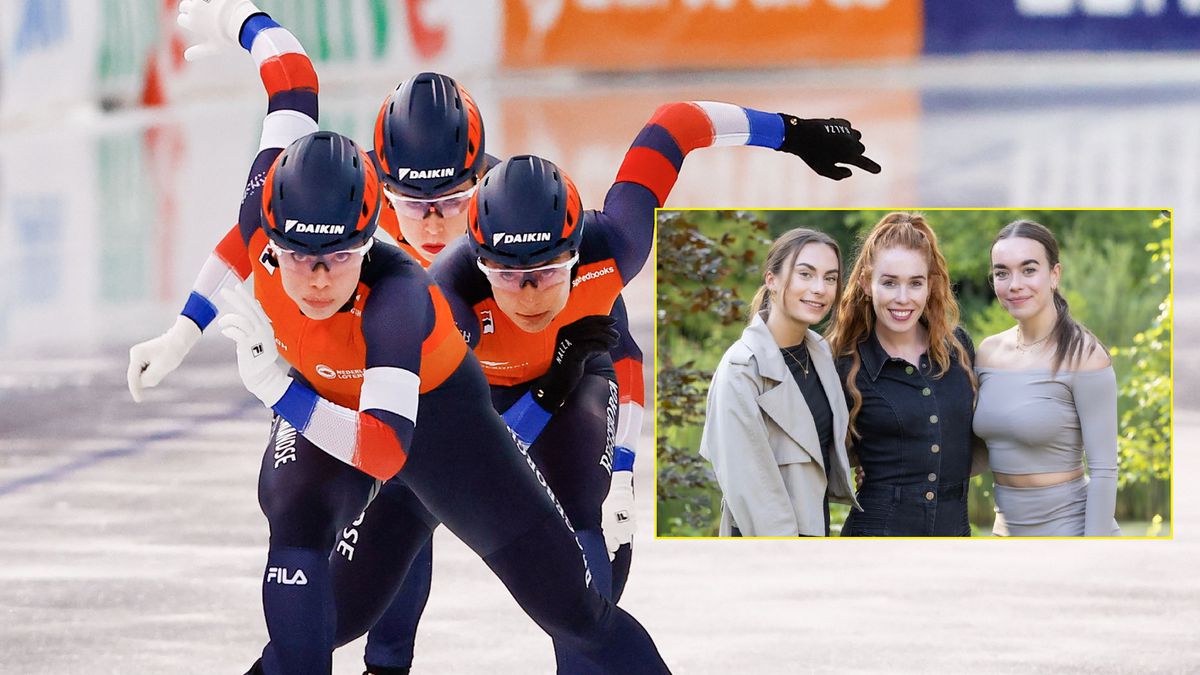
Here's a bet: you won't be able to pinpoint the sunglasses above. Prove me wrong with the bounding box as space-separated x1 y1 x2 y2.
384 184 477 220
476 253 580 291
268 238 373 272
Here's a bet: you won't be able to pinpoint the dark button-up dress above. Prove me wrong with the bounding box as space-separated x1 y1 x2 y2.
838 328 976 536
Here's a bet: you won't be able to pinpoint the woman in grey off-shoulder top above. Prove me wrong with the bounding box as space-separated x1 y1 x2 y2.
973 220 1120 536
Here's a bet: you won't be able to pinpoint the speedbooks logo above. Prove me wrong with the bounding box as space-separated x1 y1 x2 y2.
572 265 615 288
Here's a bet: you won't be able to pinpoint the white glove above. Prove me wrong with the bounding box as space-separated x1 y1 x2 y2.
602 469 636 559
176 0 263 62
128 316 203 402
217 285 291 407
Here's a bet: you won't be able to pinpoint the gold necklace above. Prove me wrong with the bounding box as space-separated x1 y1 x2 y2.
782 344 810 377
1015 325 1052 353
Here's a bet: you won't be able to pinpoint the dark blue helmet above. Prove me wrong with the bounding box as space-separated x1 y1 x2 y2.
261 131 381 255
467 155 583 268
373 72 485 198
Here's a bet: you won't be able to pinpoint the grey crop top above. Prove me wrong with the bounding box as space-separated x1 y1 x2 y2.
973 366 1119 536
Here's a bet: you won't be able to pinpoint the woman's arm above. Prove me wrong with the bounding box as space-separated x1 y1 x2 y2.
701 359 799 536
1073 362 1120 536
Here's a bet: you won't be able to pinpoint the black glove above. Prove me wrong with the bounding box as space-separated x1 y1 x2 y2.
777 115 881 181
531 315 620 411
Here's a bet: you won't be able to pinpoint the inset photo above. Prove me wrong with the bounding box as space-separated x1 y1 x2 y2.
656 209 1172 538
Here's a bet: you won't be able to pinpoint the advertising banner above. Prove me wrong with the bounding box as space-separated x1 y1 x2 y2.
501 0 922 70
925 0 1200 53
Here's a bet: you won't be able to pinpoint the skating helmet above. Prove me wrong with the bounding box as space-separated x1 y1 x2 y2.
261 132 381 254
373 72 485 198
467 155 583 268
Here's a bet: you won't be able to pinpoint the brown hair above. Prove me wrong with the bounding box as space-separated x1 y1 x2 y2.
826 212 976 442
749 228 842 329
992 220 1105 374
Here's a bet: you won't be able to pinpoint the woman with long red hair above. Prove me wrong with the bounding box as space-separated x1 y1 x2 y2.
827 212 979 536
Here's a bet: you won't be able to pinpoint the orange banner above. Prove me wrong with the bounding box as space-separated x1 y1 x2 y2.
502 0 922 70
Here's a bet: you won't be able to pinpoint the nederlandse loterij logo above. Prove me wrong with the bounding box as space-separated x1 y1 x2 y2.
492 231 553 246
315 364 364 380
395 167 454 181
285 219 346 235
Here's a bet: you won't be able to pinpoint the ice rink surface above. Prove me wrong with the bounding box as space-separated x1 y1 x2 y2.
1 55 1197 672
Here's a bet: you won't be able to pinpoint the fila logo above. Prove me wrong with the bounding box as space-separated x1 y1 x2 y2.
266 567 308 585
251 343 264 357
284 219 346 235
615 510 630 523
480 309 494 334
396 167 454 180
492 231 552 246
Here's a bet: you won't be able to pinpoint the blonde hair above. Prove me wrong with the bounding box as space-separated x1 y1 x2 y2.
749 228 842 328
826 212 976 442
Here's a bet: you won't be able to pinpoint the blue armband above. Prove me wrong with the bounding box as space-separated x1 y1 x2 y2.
272 379 318 432
745 108 785 149
239 13 279 51
181 291 219 331
613 446 636 472
502 391 554 446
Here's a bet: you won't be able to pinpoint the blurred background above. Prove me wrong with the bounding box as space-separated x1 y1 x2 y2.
656 209 1172 537
2 1 1197 673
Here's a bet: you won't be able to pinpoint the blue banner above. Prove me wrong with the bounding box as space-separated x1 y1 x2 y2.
925 0 1200 53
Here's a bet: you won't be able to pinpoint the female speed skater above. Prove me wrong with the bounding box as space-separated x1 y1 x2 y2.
127 1 671 672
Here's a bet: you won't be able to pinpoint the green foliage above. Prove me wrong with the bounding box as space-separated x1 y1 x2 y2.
656 211 770 533
1110 217 1172 520
1061 238 1167 349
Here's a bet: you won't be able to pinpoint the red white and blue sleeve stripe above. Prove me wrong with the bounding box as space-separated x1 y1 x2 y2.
600 101 784 281
179 225 254 330
178 15 319 332
239 14 319 153
271 367 419 480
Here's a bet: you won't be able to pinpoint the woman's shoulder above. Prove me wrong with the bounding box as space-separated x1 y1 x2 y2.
715 337 758 371
1072 338 1113 373
974 327 1016 369
948 325 976 364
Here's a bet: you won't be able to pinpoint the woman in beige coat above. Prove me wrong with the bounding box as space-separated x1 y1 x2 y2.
700 228 860 536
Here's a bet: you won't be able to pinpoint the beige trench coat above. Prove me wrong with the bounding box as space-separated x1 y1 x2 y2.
699 315 860 536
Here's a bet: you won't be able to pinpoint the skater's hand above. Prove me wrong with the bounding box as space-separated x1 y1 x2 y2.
531 315 620 411
177 0 263 62
776 115 881 181
217 285 291 408
127 316 202 403
855 465 866 491
602 447 637 558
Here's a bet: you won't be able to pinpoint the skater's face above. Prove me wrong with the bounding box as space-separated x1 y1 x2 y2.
383 174 478 264
481 252 576 333
765 243 839 330
991 236 1060 321
864 246 929 338
273 242 368 320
